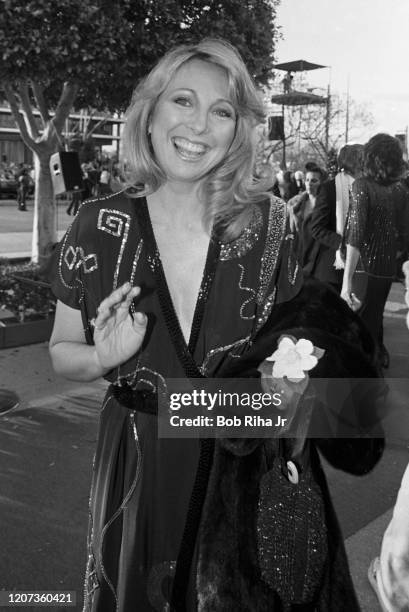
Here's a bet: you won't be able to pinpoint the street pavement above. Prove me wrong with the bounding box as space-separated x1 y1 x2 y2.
0 202 408 611
0 199 72 259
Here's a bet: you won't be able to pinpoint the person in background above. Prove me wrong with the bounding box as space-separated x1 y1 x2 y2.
96 168 112 196
272 169 298 201
309 144 364 292
294 169 305 193
305 160 324 174
341 133 409 368
17 167 30 211
282 70 293 94
287 165 325 276
66 163 92 216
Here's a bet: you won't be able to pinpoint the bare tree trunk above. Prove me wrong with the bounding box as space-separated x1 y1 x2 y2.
31 152 57 264
3 80 78 264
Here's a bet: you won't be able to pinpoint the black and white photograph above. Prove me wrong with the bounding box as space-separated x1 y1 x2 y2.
0 1 408 610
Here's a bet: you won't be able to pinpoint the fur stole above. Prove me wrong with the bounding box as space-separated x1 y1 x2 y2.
196 278 384 610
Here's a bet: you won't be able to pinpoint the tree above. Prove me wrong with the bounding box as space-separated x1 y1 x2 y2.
259 74 374 172
0 0 280 263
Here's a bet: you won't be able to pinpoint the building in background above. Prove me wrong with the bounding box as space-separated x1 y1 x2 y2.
0 106 123 166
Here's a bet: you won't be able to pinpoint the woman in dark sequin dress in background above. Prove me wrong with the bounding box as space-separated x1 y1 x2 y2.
341 133 409 367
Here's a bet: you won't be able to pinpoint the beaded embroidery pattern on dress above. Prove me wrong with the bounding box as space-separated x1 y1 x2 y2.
346 179 408 277
97 208 131 291
83 406 142 612
255 197 287 333
219 205 263 261
256 196 287 306
57 226 89 302
199 336 251 375
63 246 98 274
83 393 110 612
238 263 256 320
129 239 144 317
199 199 288 373
285 234 300 286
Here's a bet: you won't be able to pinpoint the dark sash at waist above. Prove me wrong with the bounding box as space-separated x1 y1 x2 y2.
109 383 158 415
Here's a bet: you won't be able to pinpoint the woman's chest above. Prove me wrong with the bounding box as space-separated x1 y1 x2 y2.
154 229 211 343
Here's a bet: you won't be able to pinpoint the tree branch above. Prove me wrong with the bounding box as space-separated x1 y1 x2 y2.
3 84 38 152
17 82 40 139
31 81 50 126
53 81 79 134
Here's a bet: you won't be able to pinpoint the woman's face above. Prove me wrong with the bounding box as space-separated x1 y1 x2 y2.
149 59 237 185
305 171 322 196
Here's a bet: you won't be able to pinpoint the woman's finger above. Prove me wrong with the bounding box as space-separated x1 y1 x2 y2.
96 284 141 319
97 282 137 314
92 286 140 331
115 286 141 312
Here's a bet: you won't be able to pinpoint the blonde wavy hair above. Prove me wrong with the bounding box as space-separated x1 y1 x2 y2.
122 38 268 240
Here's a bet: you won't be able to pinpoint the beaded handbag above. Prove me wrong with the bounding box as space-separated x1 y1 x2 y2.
257 439 328 605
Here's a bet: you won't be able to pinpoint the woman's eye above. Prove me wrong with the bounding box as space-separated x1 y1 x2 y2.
174 97 191 107
214 108 234 119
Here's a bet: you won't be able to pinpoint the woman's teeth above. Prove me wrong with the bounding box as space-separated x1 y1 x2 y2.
173 137 207 158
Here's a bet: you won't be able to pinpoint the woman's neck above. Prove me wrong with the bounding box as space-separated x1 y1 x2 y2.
147 182 205 231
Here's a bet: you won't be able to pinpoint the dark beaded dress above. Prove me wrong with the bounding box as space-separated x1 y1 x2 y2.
51 189 378 611
345 177 409 346
51 189 302 611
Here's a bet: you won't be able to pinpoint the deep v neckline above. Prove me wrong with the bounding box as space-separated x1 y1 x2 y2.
139 197 220 370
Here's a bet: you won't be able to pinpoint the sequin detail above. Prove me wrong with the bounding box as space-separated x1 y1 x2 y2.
130 239 143 317
257 196 287 305
219 205 263 260
257 460 328 604
256 288 277 332
147 560 176 611
199 336 251 375
97 208 131 290
237 263 256 320
83 395 112 612
285 234 300 286
83 492 99 612
84 403 142 612
64 245 98 273
345 178 408 278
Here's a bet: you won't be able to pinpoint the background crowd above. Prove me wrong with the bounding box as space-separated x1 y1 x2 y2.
263 134 409 371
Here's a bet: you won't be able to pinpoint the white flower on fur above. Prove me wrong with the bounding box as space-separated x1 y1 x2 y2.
266 336 319 382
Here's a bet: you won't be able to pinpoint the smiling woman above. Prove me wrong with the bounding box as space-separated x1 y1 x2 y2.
149 60 236 185
123 38 266 241
48 38 383 612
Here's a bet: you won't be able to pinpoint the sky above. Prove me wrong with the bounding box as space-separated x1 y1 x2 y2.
275 0 409 143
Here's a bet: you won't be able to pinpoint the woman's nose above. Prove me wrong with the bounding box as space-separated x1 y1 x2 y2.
188 108 209 134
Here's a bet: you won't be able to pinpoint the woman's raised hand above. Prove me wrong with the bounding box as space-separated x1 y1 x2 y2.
92 282 147 370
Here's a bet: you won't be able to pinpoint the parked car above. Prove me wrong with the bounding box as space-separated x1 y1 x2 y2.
0 173 18 198
0 172 34 199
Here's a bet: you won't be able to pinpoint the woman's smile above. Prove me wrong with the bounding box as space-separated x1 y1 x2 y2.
172 136 209 161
